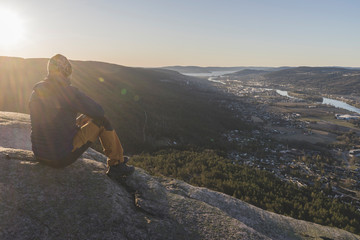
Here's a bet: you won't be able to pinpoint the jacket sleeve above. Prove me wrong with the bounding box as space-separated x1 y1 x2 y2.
69 86 105 119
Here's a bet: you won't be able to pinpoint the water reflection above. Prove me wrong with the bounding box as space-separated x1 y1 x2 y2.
276 90 360 114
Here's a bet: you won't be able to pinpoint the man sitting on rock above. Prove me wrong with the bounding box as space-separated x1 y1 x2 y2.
29 54 134 177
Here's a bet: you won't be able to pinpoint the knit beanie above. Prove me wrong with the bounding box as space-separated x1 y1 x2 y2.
47 54 72 77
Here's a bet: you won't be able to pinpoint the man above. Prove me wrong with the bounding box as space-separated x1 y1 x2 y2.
29 54 134 177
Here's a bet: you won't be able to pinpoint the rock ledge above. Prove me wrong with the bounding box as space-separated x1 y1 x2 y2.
0 111 359 240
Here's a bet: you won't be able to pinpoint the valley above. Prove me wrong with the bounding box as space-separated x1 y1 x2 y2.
207 72 360 209
1 57 360 234
129 67 360 233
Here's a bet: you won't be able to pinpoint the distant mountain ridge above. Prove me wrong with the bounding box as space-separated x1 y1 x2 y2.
263 66 360 94
224 69 273 77
213 66 360 94
163 65 359 75
162 66 278 74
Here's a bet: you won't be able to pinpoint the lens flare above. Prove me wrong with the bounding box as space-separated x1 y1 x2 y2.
121 89 127 95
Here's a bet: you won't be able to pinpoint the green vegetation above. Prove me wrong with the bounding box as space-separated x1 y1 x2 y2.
301 117 357 129
131 149 360 234
333 131 360 151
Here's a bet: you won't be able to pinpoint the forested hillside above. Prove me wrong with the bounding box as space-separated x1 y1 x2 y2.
0 57 248 152
264 67 360 94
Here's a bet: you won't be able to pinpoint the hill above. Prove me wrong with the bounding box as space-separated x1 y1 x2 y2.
263 67 360 94
161 66 213 74
225 69 272 77
162 66 276 74
0 56 248 153
1 111 359 240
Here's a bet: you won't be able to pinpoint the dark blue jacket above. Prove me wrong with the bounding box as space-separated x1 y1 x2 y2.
29 76 104 160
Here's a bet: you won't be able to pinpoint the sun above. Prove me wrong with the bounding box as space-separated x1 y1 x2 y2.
0 8 25 49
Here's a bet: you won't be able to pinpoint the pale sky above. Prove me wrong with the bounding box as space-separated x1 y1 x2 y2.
0 0 359 67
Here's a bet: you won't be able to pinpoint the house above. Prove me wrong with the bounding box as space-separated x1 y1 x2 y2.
349 149 360 157
335 114 360 120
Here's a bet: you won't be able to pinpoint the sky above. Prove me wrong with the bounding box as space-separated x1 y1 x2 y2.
0 0 359 67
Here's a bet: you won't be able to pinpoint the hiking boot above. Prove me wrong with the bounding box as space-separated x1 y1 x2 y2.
106 162 135 178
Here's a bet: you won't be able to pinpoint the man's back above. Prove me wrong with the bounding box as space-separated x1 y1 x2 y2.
29 78 78 160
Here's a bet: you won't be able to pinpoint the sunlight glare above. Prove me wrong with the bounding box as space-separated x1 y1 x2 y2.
0 8 25 49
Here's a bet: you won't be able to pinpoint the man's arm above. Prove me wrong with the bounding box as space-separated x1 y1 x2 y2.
76 114 91 126
69 87 105 120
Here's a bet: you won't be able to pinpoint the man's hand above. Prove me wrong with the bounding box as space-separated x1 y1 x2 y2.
76 114 91 127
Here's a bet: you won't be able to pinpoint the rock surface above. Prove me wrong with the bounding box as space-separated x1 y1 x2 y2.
0 111 359 240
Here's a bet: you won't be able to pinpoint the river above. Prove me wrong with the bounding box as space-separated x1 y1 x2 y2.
275 90 360 114
185 71 237 85
184 71 238 78
198 74 360 114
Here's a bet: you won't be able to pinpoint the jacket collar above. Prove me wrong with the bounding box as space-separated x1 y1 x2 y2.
45 74 71 87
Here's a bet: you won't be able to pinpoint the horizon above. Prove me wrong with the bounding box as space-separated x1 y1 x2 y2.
3 55 360 69
1 0 359 68
2 55 360 69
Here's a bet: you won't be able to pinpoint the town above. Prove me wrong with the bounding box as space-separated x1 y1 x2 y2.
211 76 360 209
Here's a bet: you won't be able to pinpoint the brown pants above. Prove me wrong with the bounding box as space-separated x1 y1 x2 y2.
73 119 124 166
38 117 124 168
